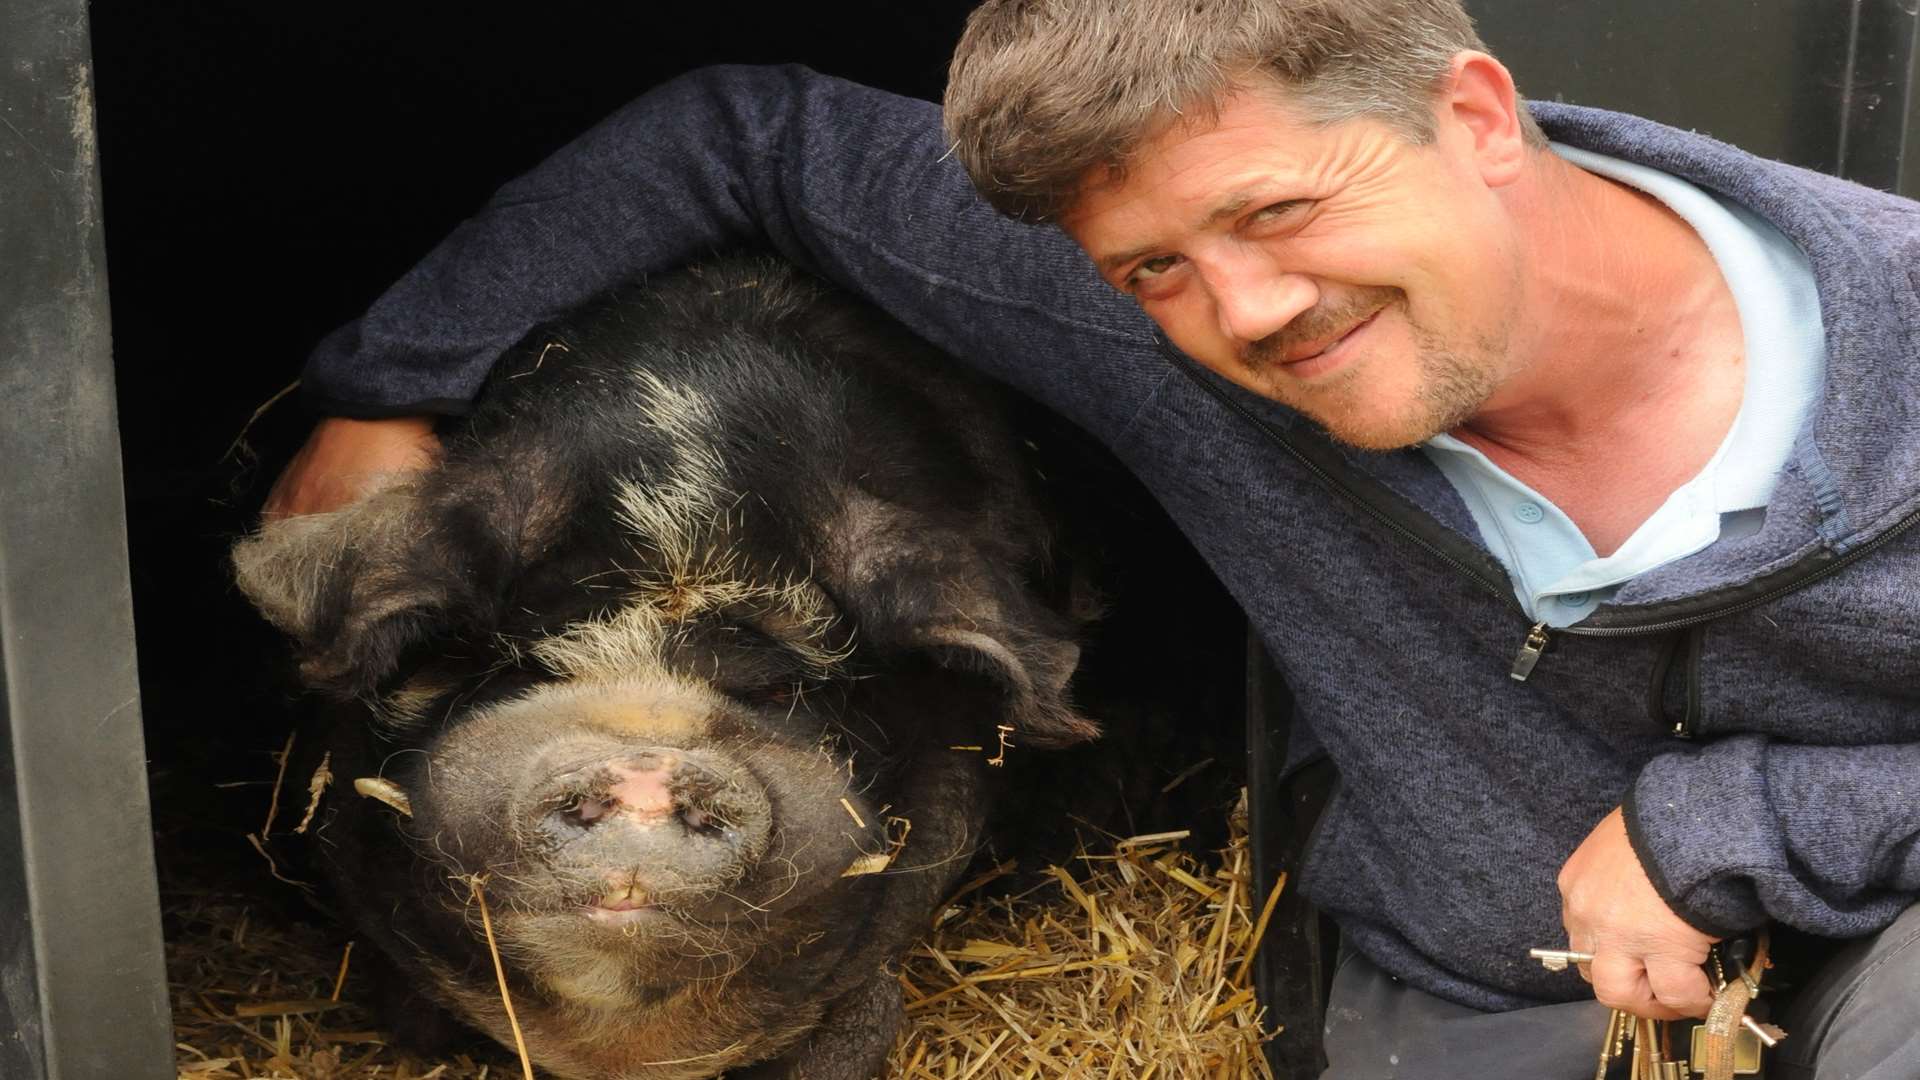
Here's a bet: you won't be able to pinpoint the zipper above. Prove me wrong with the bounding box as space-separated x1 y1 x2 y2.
1172 353 1920 680
1537 508 1920 642
1510 622 1550 682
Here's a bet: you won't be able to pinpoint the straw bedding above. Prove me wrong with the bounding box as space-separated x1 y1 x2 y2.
164 759 1279 1079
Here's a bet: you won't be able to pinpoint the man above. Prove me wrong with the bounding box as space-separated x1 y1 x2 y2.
266 1 1920 1075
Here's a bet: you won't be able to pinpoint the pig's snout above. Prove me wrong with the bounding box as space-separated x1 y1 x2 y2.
553 759 693 830
533 750 773 903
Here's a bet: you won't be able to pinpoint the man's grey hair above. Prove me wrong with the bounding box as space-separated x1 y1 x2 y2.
944 0 1546 223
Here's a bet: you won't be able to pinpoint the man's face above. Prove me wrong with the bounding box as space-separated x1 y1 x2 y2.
1061 83 1525 450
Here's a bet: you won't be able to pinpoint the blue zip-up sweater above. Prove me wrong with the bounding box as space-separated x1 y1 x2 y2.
304 65 1920 1011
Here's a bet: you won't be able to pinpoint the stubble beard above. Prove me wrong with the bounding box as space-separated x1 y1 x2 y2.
1242 290 1508 452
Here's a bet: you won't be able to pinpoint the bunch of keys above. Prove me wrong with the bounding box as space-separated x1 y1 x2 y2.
1591 1007 1686 1080
1528 932 1786 1079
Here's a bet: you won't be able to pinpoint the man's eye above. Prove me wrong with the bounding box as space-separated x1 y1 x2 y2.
1128 254 1181 286
1249 200 1308 225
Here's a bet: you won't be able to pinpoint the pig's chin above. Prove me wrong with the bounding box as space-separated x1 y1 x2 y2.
497 907 764 995
423 927 816 1080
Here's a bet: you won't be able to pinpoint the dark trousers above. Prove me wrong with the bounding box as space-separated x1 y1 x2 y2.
1321 904 1920 1079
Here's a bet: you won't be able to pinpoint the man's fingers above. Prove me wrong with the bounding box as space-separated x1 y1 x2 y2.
1564 939 1595 984
1588 954 1689 1021
1555 806 1721 1019
263 416 439 518
1644 956 1715 1019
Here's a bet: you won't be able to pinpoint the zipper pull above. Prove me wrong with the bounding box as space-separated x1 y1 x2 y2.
1510 622 1550 682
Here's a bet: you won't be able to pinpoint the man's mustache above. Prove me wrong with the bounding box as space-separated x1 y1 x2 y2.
1243 286 1403 368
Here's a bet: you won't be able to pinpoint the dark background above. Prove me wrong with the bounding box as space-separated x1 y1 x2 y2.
92 1 984 775
92 0 1917 766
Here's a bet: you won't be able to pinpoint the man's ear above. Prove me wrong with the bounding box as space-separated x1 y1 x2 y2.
1442 50 1529 187
821 490 1098 749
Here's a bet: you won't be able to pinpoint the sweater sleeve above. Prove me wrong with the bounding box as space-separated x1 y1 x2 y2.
1623 734 1920 938
301 63 1170 439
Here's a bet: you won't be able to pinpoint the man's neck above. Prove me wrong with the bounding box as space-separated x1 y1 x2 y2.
1449 152 1747 556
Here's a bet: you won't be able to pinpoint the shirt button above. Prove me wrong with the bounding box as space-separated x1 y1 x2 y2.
1559 591 1592 606
1513 502 1545 524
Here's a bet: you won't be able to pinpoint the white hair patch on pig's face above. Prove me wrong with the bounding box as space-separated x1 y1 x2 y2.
548 371 850 683
526 574 847 684
477 677 728 742
616 371 730 572
554 480 848 683
528 594 675 682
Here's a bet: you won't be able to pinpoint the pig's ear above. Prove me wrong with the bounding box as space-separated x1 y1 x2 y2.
825 499 1098 748
231 482 492 697
908 612 1097 748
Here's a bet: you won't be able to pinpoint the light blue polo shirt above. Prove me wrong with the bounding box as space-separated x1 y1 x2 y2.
1421 146 1827 627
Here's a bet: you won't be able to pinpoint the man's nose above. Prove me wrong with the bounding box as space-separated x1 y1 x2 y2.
1206 258 1318 345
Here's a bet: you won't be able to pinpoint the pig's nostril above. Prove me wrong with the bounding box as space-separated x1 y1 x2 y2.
537 757 756 849
561 794 616 828
679 805 729 836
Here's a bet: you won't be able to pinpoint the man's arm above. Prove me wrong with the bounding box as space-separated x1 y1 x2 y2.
1558 736 1920 1016
1626 736 1920 933
274 64 1172 514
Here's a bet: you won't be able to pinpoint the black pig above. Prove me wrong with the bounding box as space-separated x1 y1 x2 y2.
233 258 1100 1079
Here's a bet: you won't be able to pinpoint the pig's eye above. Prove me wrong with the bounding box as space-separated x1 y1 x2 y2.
751 685 796 706
725 681 803 710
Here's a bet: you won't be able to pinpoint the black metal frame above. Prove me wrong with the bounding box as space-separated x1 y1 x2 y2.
1246 641 1338 1077
1469 0 1920 198
0 2 172 1077
1834 0 1920 196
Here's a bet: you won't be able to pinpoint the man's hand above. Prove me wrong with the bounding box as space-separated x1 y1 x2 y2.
1558 806 1717 1020
262 415 440 518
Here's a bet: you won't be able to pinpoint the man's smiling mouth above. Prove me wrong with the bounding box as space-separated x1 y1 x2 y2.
1277 307 1384 369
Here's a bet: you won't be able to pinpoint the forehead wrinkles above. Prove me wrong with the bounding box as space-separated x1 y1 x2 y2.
1317 123 1420 202
1202 119 1400 212
1157 91 1341 192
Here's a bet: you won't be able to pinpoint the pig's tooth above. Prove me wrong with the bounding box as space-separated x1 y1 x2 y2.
352 777 414 818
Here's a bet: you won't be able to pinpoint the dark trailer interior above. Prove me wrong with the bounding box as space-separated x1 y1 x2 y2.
4 1 1918 1077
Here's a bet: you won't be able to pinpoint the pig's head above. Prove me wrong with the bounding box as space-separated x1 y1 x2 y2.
232 263 1097 1079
